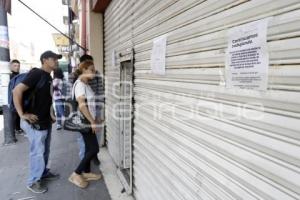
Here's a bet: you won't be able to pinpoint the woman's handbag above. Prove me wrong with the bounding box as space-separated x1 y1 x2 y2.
63 99 91 133
63 82 91 133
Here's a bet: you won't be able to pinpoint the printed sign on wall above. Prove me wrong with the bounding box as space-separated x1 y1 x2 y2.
0 26 9 49
225 18 270 90
0 86 8 106
151 35 167 75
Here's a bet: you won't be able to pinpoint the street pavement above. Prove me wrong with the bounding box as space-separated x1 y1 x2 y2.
0 115 111 200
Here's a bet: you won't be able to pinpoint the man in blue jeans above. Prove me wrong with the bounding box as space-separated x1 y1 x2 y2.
13 51 61 193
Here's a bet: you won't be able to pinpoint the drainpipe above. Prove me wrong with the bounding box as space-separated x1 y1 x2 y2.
68 2 72 73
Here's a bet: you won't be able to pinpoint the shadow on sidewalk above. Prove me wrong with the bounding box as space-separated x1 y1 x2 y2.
0 120 111 200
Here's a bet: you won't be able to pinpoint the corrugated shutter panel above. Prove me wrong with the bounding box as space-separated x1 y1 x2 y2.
105 0 300 199
104 0 135 166
104 0 122 166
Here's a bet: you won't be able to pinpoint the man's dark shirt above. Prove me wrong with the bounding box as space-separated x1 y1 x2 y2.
21 68 52 128
88 71 104 118
10 71 19 80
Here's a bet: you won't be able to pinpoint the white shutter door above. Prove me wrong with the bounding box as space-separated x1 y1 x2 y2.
104 0 134 167
104 0 300 199
104 0 121 166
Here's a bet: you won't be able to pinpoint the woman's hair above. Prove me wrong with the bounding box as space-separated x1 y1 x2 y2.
54 68 64 79
73 60 94 81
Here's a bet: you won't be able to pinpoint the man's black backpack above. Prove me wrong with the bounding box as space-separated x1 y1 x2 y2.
8 68 47 112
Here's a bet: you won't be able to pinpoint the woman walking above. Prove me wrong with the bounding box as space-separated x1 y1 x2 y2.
68 60 101 188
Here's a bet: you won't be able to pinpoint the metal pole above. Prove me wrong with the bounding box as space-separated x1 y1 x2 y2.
68 4 72 73
0 3 15 145
0 5 10 61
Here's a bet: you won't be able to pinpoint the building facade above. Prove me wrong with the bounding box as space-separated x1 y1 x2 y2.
76 0 300 199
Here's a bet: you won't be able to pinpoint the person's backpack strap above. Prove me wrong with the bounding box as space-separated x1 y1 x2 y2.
72 80 80 100
72 80 89 112
72 80 88 101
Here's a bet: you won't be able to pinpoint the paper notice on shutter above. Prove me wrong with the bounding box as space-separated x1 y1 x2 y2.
151 35 167 75
225 18 270 91
0 86 8 106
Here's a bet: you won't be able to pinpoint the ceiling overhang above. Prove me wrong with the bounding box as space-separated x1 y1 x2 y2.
92 0 111 13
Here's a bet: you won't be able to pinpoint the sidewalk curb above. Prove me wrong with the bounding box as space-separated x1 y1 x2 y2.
99 148 134 200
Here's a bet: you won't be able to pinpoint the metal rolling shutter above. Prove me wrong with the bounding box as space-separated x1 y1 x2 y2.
105 0 300 199
104 0 122 166
104 0 135 167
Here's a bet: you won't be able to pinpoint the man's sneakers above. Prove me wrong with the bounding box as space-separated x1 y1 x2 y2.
16 129 25 135
41 171 60 181
3 141 17 146
27 172 59 194
27 181 48 194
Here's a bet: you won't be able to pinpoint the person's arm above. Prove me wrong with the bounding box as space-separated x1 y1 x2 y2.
76 95 97 133
13 83 38 123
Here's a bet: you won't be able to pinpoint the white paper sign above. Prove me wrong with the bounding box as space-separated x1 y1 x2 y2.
0 86 8 106
0 74 10 87
0 61 10 73
0 26 9 49
0 26 9 40
225 18 270 90
151 35 167 75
